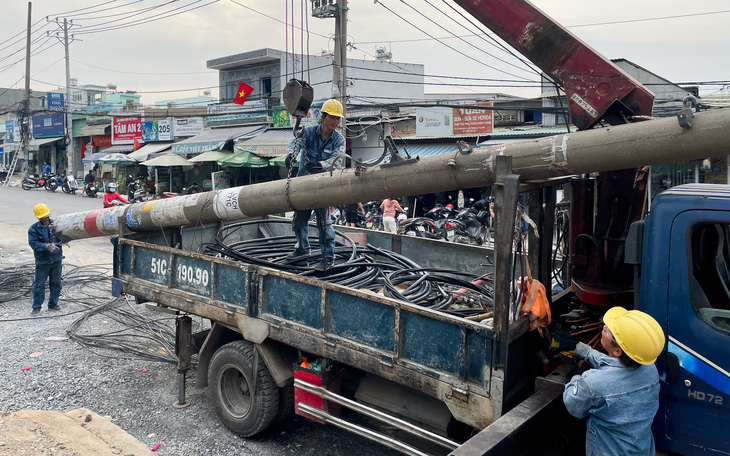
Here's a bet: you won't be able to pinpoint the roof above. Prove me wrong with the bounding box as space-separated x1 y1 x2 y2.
234 128 295 156
102 144 135 154
127 142 172 161
171 125 265 155
29 137 62 149
79 124 110 136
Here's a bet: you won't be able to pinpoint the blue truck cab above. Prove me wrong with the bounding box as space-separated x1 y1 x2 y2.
632 184 730 455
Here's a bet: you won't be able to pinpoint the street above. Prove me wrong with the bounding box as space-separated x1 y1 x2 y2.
0 185 392 456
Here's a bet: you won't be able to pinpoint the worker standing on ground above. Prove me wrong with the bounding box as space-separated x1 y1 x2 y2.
563 307 665 456
344 202 365 227
28 203 63 316
380 198 406 234
284 98 346 271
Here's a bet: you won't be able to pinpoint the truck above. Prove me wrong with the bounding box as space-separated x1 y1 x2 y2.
52 1 730 454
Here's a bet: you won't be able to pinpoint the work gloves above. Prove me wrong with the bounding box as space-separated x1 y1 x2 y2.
45 243 61 254
285 154 294 169
305 161 324 173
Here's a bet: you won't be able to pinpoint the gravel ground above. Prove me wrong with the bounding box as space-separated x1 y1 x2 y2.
0 242 393 456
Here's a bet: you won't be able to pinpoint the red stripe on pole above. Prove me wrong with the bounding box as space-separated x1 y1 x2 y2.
83 210 104 237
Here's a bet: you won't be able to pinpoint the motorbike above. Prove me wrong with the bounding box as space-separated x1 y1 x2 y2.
44 173 58 192
21 174 49 191
451 198 491 245
127 177 148 203
162 183 199 198
363 200 383 231
61 175 79 195
398 217 445 239
85 182 99 198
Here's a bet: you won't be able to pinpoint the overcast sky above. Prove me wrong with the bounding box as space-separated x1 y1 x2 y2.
1 0 728 105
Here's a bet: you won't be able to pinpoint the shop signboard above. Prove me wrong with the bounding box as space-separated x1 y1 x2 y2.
172 117 204 138
416 107 453 137
31 113 65 138
142 119 172 141
452 102 493 135
112 116 143 144
92 135 112 149
272 106 291 127
5 120 19 142
207 102 267 127
86 103 113 124
47 92 65 112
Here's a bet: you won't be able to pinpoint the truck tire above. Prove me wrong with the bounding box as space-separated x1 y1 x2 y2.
274 383 295 423
209 341 279 437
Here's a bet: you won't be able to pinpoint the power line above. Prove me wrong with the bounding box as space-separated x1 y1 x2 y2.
229 0 330 40
71 58 213 76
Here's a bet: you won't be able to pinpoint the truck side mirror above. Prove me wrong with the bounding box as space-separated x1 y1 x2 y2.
666 352 680 384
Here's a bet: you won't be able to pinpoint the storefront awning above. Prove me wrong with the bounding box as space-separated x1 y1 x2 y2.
188 150 233 163
101 144 134 154
127 142 173 162
234 128 295 157
29 137 62 150
79 124 111 136
171 125 265 155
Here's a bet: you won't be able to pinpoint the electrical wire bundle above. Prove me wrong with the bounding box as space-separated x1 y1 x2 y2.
0 264 35 303
203 220 494 318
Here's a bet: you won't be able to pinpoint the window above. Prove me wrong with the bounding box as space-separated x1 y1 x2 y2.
261 77 272 99
689 223 730 334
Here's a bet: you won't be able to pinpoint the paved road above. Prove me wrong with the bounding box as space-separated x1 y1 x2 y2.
0 185 112 264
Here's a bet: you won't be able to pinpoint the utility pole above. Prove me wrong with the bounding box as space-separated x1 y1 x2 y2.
22 2 32 178
314 0 348 138
63 18 75 176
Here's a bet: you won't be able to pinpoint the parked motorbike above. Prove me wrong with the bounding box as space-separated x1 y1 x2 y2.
364 200 383 231
162 183 199 198
127 176 148 203
85 182 99 198
21 174 48 191
61 175 79 194
398 217 445 239
44 173 58 192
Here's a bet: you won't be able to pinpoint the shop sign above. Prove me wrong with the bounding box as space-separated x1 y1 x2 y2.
47 93 65 112
112 116 142 144
273 106 291 127
92 135 112 148
142 119 172 141
5 120 19 142
416 107 452 137
452 102 493 135
172 117 204 138
86 103 113 124
31 113 65 138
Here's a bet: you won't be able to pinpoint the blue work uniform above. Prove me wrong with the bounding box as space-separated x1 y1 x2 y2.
286 124 346 261
28 219 64 310
563 342 660 456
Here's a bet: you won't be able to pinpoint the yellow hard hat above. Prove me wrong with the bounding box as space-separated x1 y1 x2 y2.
33 203 51 219
604 306 665 364
321 98 344 118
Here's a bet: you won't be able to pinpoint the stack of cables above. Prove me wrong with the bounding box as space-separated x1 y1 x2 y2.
203 220 494 318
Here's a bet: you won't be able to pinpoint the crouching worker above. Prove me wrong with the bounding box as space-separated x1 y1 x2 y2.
563 307 665 456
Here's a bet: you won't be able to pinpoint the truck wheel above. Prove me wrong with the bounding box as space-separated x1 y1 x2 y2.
208 341 279 437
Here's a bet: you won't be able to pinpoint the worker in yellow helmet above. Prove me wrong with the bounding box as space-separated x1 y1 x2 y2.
284 98 346 272
28 203 64 316
563 307 666 456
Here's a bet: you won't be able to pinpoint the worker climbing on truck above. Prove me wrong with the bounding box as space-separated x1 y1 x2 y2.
284 98 346 271
563 307 666 456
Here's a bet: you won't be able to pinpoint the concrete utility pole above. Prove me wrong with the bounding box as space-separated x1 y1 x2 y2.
63 18 75 176
328 0 347 137
22 2 32 178
53 109 730 242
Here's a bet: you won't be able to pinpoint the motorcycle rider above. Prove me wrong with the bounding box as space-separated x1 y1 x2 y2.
28 203 63 316
83 170 95 197
103 182 129 208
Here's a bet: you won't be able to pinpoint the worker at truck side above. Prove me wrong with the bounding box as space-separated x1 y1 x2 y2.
28 203 64 316
284 98 346 272
563 307 665 456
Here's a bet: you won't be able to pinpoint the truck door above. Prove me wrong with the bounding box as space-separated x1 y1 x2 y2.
664 212 730 454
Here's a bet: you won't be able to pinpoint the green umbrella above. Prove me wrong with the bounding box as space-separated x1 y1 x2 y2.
269 154 298 166
96 153 137 166
217 150 270 168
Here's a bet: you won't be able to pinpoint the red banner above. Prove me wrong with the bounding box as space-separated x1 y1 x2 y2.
452 102 493 135
92 135 112 148
112 117 143 144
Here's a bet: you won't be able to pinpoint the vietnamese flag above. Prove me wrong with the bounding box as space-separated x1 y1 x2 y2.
80 139 87 159
233 81 254 105
133 138 141 151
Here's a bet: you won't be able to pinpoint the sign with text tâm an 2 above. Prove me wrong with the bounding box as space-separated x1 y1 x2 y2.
112 116 142 144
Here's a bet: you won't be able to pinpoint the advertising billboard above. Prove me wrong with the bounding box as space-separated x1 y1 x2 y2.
112 116 142 144
32 113 65 138
47 92 65 112
141 119 172 141
415 103 493 137
172 117 204 138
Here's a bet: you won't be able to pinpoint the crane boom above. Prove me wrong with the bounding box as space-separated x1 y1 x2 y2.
452 0 655 130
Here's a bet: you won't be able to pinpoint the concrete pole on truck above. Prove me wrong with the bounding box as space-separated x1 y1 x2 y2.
51 109 730 242
21 2 32 179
